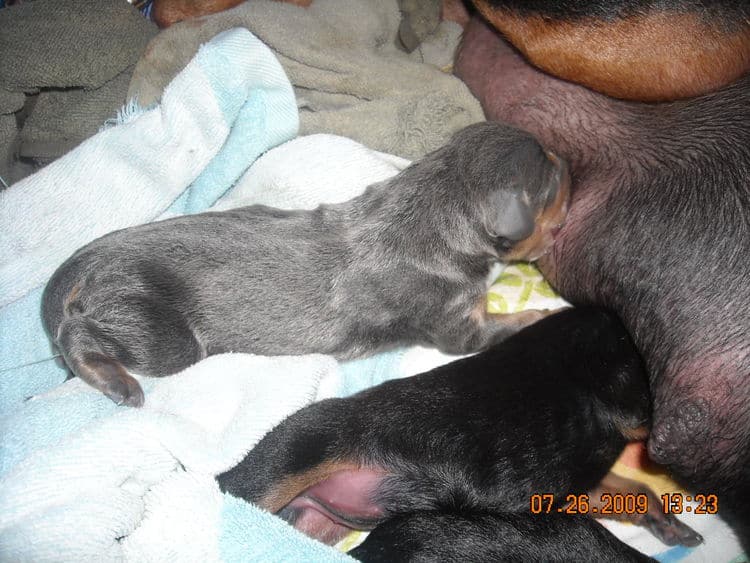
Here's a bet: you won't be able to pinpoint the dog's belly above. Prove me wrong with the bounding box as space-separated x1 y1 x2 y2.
455 15 750 531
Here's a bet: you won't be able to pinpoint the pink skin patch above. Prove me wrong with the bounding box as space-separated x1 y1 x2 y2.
279 467 388 545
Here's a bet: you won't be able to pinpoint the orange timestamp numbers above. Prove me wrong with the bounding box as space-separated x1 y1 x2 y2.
660 493 719 515
530 492 719 515
530 493 648 515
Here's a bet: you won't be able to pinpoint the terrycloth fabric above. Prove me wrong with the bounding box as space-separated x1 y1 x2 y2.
127 0 485 160
407 20 465 70
0 353 353 562
0 0 154 90
395 0 442 53
0 0 158 176
212 134 411 212
0 89 27 187
0 89 24 115
0 115 18 189
0 27 298 414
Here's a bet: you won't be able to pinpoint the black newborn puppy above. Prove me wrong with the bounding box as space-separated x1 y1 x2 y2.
42 121 568 407
217 307 699 560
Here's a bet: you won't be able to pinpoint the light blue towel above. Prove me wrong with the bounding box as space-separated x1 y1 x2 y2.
0 28 298 415
0 352 356 561
0 119 464 561
0 27 413 563
220 494 353 563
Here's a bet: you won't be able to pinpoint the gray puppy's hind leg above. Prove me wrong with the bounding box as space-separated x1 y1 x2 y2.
54 294 205 407
434 303 554 355
56 315 145 407
475 309 555 349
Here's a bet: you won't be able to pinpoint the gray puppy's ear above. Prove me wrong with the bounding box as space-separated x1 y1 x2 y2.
486 191 535 242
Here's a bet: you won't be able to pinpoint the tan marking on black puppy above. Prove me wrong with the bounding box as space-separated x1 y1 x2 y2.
42 122 569 406
259 460 364 513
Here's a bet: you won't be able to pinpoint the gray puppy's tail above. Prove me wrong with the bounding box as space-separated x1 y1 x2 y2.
42 276 146 408
55 313 145 407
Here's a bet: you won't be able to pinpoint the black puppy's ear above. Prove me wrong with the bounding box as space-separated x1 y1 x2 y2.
485 191 535 242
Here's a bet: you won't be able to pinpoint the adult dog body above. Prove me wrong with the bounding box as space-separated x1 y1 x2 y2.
456 1 750 542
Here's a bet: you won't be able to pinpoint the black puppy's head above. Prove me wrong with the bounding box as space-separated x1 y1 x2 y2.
452 121 570 261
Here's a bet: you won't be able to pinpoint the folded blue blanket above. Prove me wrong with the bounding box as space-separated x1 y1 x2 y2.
0 28 352 562
0 29 442 562
0 28 298 415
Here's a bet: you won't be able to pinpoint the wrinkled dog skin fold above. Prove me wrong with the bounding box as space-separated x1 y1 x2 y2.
455 2 750 545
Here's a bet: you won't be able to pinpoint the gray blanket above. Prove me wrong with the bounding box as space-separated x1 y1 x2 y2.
128 0 484 159
0 0 157 185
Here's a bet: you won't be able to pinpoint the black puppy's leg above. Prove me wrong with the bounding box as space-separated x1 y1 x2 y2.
350 512 654 563
588 472 703 547
220 307 648 553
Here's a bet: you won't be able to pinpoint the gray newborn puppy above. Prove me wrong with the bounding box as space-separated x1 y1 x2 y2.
42 122 569 407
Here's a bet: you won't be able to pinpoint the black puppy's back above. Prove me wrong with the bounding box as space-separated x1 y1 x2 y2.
218 307 652 559
332 307 650 513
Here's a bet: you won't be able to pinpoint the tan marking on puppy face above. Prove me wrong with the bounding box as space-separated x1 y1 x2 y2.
472 2 750 101
504 152 570 262
260 460 362 513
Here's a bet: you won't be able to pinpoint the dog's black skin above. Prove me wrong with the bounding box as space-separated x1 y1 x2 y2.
349 512 654 563
217 308 698 561
455 10 750 546
41 121 569 407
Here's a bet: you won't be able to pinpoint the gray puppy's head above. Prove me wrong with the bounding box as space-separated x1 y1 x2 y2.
447 121 570 261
